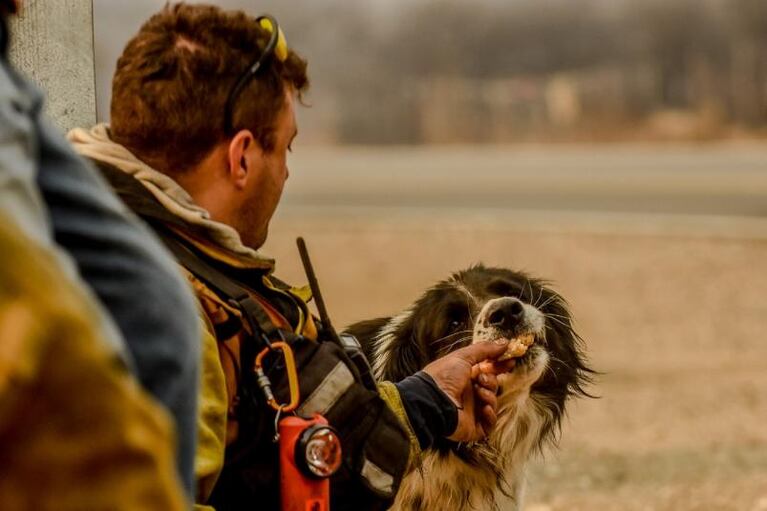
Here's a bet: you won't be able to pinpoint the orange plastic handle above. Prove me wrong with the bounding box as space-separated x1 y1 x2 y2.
254 341 300 412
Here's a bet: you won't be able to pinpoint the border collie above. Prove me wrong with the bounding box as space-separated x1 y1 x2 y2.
345 265 593 511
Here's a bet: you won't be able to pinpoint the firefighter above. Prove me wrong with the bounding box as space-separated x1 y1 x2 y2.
70 4 510 509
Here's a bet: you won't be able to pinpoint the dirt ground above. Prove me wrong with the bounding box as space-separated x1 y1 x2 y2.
264 211 767 511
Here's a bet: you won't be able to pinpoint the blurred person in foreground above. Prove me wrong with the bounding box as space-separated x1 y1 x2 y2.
69 3 513 510
0 212 186 510
0 0 200 496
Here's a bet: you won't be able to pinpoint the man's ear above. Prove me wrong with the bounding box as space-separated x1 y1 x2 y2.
226 129 261 189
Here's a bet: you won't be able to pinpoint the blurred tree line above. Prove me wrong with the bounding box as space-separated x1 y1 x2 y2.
268 0 767 144
97 0 766 144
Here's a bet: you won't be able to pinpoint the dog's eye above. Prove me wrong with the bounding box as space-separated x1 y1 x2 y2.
449 319 465 331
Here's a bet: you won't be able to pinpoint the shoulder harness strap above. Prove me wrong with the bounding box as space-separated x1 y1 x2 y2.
156 229 281 347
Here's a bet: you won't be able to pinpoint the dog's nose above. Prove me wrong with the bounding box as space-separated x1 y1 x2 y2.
486 298 525 330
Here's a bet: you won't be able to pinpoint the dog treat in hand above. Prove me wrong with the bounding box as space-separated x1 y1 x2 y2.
497 333 535 361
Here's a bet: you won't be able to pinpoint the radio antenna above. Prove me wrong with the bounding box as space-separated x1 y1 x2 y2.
296 237 340 343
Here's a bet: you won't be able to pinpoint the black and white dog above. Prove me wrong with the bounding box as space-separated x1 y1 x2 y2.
345 265 593 511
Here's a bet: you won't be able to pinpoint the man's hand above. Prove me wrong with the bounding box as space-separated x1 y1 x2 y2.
422 341 513 443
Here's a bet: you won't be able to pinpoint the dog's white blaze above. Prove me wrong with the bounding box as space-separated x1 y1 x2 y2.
371 307 415 380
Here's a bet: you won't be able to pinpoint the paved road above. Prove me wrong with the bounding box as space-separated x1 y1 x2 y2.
284 144 767 217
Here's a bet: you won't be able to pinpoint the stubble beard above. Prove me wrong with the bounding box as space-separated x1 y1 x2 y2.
233 197 270 251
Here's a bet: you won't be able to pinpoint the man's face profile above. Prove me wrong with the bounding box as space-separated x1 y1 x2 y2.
235 89 298 250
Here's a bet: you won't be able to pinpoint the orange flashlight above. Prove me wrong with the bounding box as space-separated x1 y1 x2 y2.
279 414 342 511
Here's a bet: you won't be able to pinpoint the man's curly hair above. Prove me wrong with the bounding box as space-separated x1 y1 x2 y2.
110 3 308 175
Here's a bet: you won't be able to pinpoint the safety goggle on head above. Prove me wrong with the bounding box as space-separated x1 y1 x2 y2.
223 14 289 135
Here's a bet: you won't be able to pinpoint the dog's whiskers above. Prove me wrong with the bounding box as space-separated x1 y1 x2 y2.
543 353 569 368
544 318 575 336
429 329 473 345
541 363 558 382
544 316 577 338
534 282 544 309
536 293 557 311
544 314 572 329
440 336 474 353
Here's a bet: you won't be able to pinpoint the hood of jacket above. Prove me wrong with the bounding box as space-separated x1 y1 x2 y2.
68 123 275 271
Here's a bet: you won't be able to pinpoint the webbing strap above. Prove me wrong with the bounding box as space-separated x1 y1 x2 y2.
157 231 280 341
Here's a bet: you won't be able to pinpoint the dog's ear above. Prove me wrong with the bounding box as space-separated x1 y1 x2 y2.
533 289 595 443
343 317 391 361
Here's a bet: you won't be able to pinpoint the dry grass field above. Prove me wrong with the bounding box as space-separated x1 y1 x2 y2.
264 209 767 511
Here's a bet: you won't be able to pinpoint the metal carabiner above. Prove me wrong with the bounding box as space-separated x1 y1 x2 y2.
254 341 300 413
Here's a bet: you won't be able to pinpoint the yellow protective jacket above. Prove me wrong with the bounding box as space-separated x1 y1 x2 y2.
0 216 186 510
176 230 419 510
68 124 419 510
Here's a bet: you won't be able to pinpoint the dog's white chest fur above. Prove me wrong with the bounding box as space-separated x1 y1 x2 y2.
391 381 552 511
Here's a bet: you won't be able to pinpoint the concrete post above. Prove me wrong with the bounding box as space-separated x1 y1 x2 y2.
7 0 96 132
